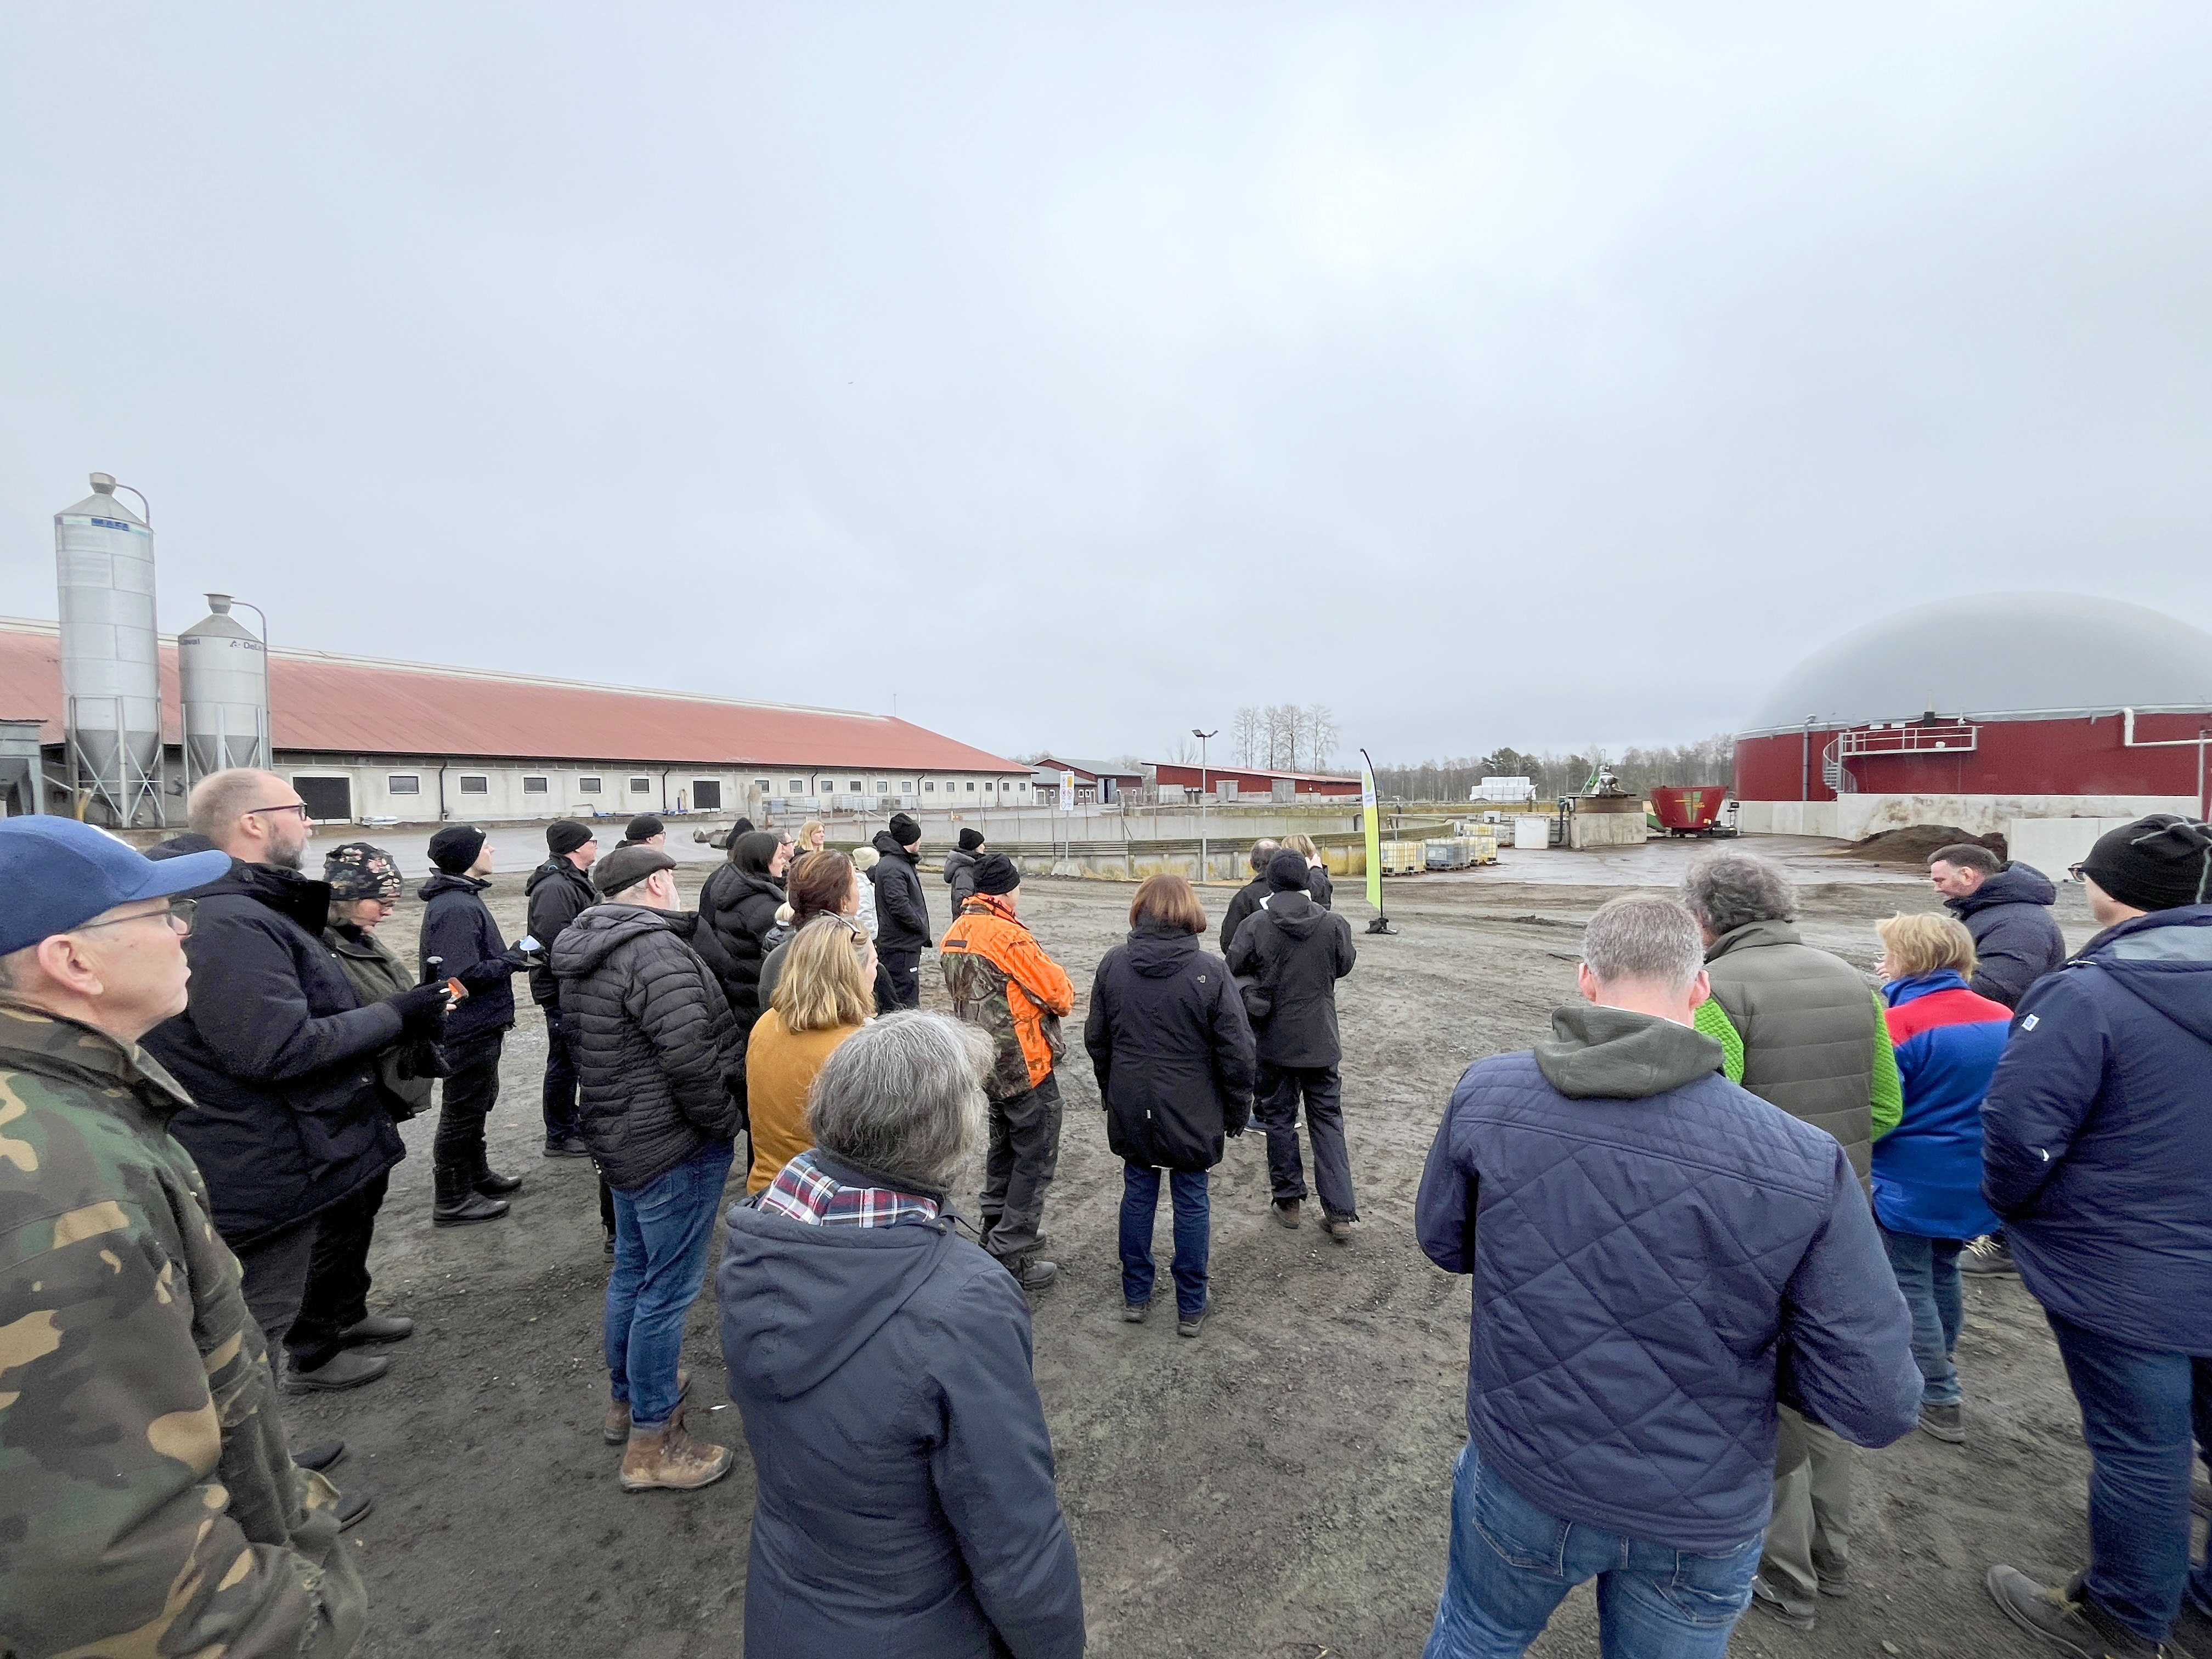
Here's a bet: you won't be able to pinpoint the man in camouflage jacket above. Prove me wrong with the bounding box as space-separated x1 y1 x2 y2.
0 816 367 1658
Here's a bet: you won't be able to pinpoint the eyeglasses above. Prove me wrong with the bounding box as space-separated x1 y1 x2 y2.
244 802 313 821
2066 862 2088 883
77 896 197 937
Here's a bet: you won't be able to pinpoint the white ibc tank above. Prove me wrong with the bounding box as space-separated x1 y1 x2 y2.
54 474 163 823
179 594 269 782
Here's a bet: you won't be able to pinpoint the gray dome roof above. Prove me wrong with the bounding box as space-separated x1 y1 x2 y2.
1740 593 2212 736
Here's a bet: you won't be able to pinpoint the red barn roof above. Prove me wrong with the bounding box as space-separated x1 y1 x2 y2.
0 618 1023 772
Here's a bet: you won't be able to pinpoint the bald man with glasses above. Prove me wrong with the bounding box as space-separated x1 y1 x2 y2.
143 769 454 1395
0 816 370 1658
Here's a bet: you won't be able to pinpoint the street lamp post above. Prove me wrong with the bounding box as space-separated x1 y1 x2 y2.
1192 727 1217 883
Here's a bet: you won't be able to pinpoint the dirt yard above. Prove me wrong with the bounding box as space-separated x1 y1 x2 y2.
293 847 2115 1658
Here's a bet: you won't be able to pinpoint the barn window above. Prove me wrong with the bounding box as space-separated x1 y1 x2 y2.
522 776 548 794
387 774 420 795
629 777 651 794
925 781 937 793
578 777 602 794
459 775 489 795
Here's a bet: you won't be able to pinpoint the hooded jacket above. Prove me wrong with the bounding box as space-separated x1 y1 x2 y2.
1982 904 2212 1350
524 855 600 1007
941 895 1075 1098
1225 889 1356 1069
1698 919 1885 1179
1945 862 2067 1008
1872 970 2007 1240
550 904 744 1190
693 847 786 1036
1416 1005 1920 1551
1085 922 1257 1170
0 1007 367 1659
871 831 932 953
144 861 406 1241
417 871 522 1045
943 845 983 913
716 1156 1085 1659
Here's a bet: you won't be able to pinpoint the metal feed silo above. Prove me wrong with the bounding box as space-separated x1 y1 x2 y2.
179 594 269 786
54 473 164 826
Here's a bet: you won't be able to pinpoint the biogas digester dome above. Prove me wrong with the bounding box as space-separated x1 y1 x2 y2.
1734 594 2212 809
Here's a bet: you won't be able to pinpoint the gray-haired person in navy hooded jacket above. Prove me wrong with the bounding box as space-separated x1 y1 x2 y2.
1982 815 2212 1659
1415 894 1917 1659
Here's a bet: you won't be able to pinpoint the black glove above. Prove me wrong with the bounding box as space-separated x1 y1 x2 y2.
390 982 453 1038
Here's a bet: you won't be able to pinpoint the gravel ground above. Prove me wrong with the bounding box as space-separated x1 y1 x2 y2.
285 855 2119 1659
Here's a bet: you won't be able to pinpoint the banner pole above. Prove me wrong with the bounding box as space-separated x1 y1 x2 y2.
1361 747 1396 935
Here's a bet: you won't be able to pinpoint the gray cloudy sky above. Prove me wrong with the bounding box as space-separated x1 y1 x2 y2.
4 4 2209 768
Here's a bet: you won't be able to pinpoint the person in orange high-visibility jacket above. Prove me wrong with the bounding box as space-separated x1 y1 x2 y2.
940 854 1076 1291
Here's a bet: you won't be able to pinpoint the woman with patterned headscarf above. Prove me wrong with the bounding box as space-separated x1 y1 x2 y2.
282 840 425 1391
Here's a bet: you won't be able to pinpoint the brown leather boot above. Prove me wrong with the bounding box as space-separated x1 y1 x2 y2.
618 1405 733 1492
603 1368 691 1444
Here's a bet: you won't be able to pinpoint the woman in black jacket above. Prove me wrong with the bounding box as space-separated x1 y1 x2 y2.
1084 874 1257 1337
693 830 788 1038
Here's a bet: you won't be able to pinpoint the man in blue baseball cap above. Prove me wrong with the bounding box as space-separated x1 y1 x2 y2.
0 816 371 1657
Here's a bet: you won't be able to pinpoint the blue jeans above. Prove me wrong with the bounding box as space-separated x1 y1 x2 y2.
1120 1163 1209 1318
1878 1223 1963 1407
605 1141 734 1430
2046 1312 2212 1643
1424 1444 1760 1659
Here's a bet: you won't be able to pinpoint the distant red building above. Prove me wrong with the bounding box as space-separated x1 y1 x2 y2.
1153 762 1359 799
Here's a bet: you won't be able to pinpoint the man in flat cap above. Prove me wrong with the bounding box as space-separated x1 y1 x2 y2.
0 816 370 1657
551 843 745 1491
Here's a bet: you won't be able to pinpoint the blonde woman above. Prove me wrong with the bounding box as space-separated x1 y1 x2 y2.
744 915 876 1192
797 819 829 858
1282 832 1333 910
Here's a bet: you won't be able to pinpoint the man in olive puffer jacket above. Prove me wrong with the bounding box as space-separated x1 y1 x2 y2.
552 844 745 1494
1681 851 1902 1633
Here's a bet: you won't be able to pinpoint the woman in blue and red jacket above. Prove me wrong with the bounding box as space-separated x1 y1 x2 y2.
1872 912 2011 1443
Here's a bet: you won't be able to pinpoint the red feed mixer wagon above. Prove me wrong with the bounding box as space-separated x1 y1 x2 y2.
1649 785 1729 837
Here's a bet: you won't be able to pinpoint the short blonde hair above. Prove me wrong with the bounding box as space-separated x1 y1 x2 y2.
772 915 873 1032
1876 912 1978 978
1283 833 1318 859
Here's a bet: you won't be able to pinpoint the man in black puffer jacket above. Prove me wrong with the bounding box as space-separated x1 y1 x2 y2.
1229 850 1358 1240
693 830 788 1040
1927 843 2067 1008
145 769 449 1395
418 825 530 1226
552 844 744 1493
872 814 931 1009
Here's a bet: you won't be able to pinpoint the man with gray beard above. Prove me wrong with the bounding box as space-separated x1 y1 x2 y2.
144 769 454 1394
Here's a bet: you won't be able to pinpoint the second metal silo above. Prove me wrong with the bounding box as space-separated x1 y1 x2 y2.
54 473 164 826
179 594 270 786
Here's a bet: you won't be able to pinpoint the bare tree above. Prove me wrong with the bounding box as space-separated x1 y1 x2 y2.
1264 703 1299 769
1164 734 1198 766
1232 706 1262 768
1302 704 1339 772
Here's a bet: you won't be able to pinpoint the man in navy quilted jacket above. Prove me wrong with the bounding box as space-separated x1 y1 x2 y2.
1414 894 1918 1659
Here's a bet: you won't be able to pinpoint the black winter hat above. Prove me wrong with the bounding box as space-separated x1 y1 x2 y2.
973 853 1020 895
958 827 986 852
546 819 593 856
429 825 487 873
624 814 665 843
1266 849 1312 893
2082 814 2212 912
889 812 921 848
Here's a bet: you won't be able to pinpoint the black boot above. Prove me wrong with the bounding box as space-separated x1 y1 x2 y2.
433 1164 509 1227
472 1147 523 1197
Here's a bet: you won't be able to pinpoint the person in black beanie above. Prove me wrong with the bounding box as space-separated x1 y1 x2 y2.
624 815 667 848
944 826 988 914
1983 812 2212 1657
871 812 931 1009
528 819 600 1158
1228 849 1359 1240
419 825 534 1226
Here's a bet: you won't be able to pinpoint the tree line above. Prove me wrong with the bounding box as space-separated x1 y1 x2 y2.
1371 735 1736 804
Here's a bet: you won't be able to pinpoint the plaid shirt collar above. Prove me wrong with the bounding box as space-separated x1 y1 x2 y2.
758 1149 943 1229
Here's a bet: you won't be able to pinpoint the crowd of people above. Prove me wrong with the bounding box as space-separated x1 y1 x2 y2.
2 776 2207 1659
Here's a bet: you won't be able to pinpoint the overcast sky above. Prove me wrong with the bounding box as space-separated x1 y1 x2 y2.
4 4 2208 769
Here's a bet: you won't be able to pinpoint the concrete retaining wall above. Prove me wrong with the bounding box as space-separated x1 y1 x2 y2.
1736 794 2196 841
